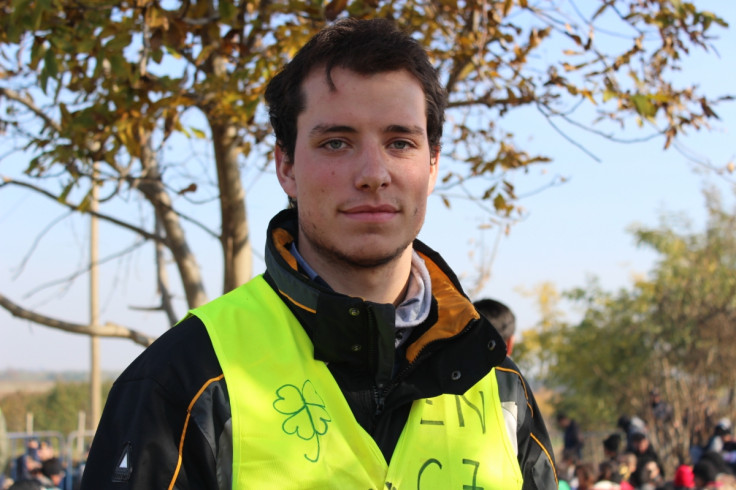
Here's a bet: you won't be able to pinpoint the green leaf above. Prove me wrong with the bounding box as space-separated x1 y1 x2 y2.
631 94 657 118
58 181 75 204
152 48 164 64
44 48 58 78
30 38 46 70
602 90 617 103
108 54 128 79
218 1 237 22
191 128 207 139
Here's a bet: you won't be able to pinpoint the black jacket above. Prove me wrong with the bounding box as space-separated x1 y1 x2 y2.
81 209 557 489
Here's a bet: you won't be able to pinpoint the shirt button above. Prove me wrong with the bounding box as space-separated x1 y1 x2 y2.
451 370 462 381
349 307 360 317
351 344 363 352
488 340 497 351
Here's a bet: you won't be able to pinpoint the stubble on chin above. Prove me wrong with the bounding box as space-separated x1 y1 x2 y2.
298 221 416 271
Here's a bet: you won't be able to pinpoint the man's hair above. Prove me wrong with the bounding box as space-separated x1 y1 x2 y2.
603 433 622 453
264 18 447 162
41 457 63 477
473 298 516 342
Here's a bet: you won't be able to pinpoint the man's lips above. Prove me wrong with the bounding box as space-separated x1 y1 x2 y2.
341 204 399 222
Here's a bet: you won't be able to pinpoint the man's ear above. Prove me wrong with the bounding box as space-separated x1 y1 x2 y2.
275 145 297 198
428 149 440 194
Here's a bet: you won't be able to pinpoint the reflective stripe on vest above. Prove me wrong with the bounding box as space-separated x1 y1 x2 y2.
192 275 522 489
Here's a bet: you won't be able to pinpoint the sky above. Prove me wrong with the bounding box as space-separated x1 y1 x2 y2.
1 2 735 374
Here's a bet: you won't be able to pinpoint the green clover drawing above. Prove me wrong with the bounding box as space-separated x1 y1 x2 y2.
273 379 332 462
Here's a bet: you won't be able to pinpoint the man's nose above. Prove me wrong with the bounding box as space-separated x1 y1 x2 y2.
355 145 391 191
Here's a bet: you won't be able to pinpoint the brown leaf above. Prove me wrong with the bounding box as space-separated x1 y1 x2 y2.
178 183 198 195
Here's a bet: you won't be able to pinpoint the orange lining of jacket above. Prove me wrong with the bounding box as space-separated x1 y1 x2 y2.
273 228 298 270
405 251 480 363
168 374 225 490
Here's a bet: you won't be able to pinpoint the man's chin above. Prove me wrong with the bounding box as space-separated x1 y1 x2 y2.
344 253 401 269
331 242 412 269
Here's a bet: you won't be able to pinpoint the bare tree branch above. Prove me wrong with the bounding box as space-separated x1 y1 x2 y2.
22 238 147 299
1 177 162 243
0 292 155 347
0 87 63 133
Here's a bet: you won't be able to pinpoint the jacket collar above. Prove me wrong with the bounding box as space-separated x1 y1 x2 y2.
263 209 507 390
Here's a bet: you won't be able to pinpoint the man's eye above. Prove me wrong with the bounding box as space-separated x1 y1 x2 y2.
390 140 412 150
324 140 346 150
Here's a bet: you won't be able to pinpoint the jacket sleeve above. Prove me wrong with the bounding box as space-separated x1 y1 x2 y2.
495 357 558 490
80 317 231 490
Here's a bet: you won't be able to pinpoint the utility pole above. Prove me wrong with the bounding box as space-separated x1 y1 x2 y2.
89 164 101 429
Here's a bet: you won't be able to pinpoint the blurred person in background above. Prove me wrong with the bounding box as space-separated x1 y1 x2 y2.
603 433 622 466
630 432 665 488
473 298 516 355
557 412 584 460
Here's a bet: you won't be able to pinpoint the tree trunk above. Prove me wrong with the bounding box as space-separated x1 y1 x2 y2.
138 134 208 308
211 122 252 293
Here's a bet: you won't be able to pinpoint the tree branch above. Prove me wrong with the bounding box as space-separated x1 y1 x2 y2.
0 292 155 347
0 87 63 133
1 177 163 243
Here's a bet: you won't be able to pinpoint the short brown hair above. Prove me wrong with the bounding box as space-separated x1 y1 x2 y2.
265 18 447 161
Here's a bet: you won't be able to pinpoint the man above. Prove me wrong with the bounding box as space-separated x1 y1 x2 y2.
630 432 665 488
473 298 517 355
618 414 648 453
556 412 584 461
602 433 621 464
81 18 556 489
39 457 65 489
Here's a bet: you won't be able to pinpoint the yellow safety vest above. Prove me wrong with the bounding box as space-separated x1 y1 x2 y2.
191 275 523 489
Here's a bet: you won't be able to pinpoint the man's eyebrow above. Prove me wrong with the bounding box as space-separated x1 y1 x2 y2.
385 124 426 136
308 123 426 138
309 124 357 138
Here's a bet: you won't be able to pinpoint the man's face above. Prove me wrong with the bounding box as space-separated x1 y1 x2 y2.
276 67 438 270
634 437 649 452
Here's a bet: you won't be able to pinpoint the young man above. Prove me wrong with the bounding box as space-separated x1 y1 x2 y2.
81 18 556 489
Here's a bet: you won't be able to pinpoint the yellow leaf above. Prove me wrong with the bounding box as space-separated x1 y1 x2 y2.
145 6 169 30
580 89 596 105
456 62 475 82
503 0 513 16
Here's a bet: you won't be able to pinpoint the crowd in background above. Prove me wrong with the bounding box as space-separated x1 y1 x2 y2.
0 434 85 490
555 407 736 490
0 438 76 490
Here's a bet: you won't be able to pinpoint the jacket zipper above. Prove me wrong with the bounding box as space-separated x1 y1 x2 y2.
372 320 478 418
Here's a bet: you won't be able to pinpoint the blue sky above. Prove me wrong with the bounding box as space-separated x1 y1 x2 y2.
1 2 735 372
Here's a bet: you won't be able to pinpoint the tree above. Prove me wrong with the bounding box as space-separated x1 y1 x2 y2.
0 380 113 434
0 2 731 344
520 188 736 474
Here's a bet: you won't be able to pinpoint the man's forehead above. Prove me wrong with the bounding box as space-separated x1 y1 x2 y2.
302 65 420 92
